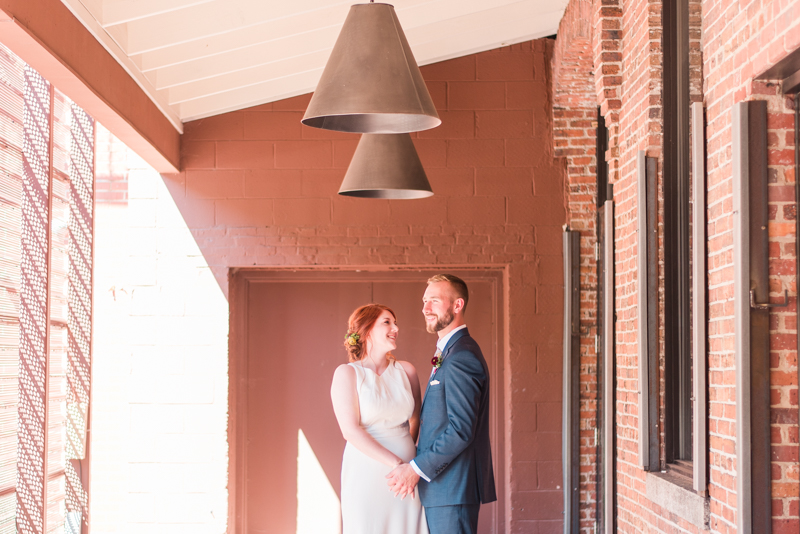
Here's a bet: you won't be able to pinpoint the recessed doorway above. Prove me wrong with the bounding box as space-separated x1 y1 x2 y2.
228 269 505 534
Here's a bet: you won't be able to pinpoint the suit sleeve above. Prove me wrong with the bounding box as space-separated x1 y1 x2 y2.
413 349 484 480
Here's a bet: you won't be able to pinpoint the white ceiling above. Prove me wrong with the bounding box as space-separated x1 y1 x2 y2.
61 0 567 130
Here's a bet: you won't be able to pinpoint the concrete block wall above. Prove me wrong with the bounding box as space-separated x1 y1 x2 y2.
93 40 569 533
92 143 229 534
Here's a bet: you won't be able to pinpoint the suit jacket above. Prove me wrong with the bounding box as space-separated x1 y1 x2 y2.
415 328 497 507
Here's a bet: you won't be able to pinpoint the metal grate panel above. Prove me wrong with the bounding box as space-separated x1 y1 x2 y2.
1 49 95 534
64 101 93 526
16 66 51 534
0 47 24 529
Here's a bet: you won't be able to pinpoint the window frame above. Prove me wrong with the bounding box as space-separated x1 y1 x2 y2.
662 0 693 466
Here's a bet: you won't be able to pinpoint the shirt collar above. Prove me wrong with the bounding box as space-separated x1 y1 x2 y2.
436 324 467 353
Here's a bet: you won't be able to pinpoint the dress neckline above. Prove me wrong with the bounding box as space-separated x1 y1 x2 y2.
358 360 395 378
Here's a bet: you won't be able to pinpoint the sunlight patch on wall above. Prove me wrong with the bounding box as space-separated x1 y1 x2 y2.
297 429 341 534
91 124 229 532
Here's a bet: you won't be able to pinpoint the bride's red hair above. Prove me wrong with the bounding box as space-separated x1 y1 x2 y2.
344 304 397 363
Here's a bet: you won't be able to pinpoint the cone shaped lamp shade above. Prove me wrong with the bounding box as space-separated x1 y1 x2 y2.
339 134 433 199
302 3 441 134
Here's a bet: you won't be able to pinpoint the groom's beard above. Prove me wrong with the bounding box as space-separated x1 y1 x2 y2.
426 307 455 334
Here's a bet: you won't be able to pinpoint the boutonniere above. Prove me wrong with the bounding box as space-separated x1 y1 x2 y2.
431 351 443 369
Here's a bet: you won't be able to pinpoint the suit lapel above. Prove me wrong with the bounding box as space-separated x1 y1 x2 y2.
421 327 470 408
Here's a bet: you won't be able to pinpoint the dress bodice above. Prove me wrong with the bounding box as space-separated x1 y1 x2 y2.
349 361 414 438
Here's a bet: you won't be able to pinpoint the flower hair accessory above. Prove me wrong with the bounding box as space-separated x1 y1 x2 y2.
345 332 360 346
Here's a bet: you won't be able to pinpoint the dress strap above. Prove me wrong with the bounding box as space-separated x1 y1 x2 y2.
348 362 368 391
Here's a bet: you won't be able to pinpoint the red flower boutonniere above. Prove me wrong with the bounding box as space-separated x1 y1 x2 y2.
431 351 443 369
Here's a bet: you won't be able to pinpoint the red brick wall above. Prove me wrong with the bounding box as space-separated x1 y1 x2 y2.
610 2 662 530
171 40 567 533
553 0 800 533
95 123 130 204
552 1 600 531
703 1 800 532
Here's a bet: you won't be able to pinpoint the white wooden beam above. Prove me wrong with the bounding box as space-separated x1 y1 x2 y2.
100 0 213 27
153 31 337 89
58 0 182 131
136 12 343 73
166 50 329 104
120 0 369 55
179 69 323 122
167 7 561 113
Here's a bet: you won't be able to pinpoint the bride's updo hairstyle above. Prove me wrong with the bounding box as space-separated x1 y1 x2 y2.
344 304 397 363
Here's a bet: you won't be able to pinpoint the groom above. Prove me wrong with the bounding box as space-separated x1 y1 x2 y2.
387 274 496 534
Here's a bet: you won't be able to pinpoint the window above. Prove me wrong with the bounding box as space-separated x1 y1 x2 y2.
662 0 693 468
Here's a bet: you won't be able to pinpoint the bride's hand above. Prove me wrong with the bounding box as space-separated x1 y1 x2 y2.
385 463 420 499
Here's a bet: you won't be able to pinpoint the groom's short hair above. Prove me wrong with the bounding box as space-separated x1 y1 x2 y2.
427 274 469 312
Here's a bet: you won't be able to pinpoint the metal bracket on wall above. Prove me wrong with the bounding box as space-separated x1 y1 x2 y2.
749 289 789 310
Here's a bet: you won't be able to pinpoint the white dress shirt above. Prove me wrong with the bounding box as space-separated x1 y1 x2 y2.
410 324 468 481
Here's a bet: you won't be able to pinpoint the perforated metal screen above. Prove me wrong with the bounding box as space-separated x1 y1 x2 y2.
0 46 95 534
17 65 51 534
0 43 25 534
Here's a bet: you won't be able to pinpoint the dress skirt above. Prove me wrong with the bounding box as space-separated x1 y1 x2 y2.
340 426 429 534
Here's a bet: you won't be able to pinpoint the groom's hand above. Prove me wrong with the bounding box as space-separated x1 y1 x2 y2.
386 463 420 499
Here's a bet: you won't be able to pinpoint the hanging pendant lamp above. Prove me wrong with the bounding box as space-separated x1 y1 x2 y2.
303 2 441 134
339 134 433 199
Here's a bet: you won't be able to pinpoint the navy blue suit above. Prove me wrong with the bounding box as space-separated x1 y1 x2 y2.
414 328 496 534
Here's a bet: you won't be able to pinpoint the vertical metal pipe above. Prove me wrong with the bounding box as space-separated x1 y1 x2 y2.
562 230 580 533
691 102 708 494
795 97 800 495
561 230 571 534
747 101 772 534
637 152 659 472
732 101 752 534
636 151 651 470
602 201 615 534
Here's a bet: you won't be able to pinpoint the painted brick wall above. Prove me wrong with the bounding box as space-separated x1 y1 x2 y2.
91 146 230 533
172 40 567 533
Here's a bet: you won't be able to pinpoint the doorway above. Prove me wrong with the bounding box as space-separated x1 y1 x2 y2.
229 269 505 534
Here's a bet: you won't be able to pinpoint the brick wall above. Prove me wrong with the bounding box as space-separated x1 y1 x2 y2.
91 145 230 532
553 0 800 533
552 1 600 531
702 1 800 532
95 123 129 203
137 40 566 532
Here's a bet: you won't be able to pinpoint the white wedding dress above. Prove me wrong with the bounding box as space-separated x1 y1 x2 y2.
341 361 429 534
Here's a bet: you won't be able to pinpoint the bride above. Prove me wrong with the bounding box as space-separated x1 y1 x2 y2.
330 304 429 534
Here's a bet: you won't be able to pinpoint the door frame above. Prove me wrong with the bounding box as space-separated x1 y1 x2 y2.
228 266 508 534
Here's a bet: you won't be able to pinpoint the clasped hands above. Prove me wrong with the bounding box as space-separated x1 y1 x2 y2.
385 462 420 499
